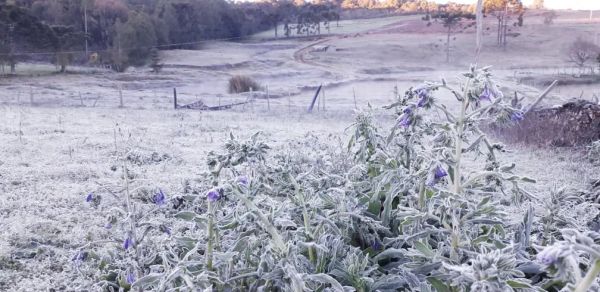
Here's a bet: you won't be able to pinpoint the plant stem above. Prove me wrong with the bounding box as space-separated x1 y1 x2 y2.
238 195 287 254
574 259 600 292
449 77 471 262
206 201 215 270
290 175 315 263
418 180 426 210
453 84 469 194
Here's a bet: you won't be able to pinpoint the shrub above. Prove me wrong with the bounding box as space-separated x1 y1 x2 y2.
228 75 261 93
589 140 600 163
76 67 600 291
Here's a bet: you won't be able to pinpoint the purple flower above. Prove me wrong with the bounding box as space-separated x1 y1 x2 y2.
207 189 221 202
414 86 429 99
417 95 428 107
126 272 136 284
371 240 382 251
397 113 412 128
72 251 87 262
403 106 414 114
237 176 249 186
434 166 448 179
153 189 167 206
160 225 171 236
479 86 493 101
536 245 565 266
427 166 448 186
510 111 524 122
123 237 133 250
86 193 94 202
105 223 112 229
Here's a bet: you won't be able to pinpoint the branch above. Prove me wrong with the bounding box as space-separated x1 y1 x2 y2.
524 80 558 114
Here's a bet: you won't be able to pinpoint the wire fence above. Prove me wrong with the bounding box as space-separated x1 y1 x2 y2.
0 84 349 116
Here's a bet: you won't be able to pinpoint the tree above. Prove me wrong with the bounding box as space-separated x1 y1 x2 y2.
532 0 544 9
51 25 83 72
429 4 476 62
484 0 524 49
568 38 600 74
149 47 162 73
0 4 56 73
112 11 157 71
542 10 557 25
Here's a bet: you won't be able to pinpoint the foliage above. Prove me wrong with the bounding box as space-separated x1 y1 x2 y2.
112 11 157 71
228 75 262 94
0 4 57 73
428 4 476 62
568 38 600 71
483 0 524 47
542 11 557 25
74 66 600 291
589 140 600 164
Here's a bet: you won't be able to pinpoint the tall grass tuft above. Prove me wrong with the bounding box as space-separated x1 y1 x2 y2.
228 75 261 94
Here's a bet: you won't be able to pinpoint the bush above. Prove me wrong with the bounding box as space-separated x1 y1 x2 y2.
228 75 261 93
77 67 600 291
589 140 600 163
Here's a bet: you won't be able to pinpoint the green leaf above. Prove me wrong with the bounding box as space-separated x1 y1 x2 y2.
373 248 405 262
174 211 197 221
367 201 382 216
132 273 163 288
506 280 532 289
414 241 434 258
305 274 344 291
521 176 536 183
174 236 196 250
427 277 451 292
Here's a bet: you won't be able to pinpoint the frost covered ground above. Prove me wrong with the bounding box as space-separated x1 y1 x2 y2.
1 11 600 291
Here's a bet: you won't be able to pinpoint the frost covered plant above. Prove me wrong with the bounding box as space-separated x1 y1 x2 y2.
536 229 600 291
75 153 172 290
588 140 600 164
78 67 600 291
441 247 530 291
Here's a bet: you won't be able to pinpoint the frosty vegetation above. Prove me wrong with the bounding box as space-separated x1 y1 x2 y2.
74 67 600 291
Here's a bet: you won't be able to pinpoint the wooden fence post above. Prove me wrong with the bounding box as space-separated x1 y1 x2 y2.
173 88 178 109
29 87 34 106
353 87 358 109
322 87 326 111
308 85 322 113
266 85 270 111
118 85 123 108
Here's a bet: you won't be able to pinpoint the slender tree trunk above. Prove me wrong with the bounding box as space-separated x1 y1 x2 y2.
84 4 89 57
446 27 451 63
497 16 502 46
475 0 484 64
274 22 278 37
502 3 509 49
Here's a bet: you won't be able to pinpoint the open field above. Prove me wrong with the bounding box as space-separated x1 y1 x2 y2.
1 10 600 291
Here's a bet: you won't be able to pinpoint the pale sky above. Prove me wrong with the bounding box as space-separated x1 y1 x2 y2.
434 0 600 10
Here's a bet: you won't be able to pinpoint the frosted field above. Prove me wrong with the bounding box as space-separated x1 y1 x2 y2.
1 11 600 291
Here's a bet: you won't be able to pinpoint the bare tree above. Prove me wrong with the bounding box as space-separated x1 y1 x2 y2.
568 38 600 74
532 0 544 9
429 4 475 63
542 11 557 25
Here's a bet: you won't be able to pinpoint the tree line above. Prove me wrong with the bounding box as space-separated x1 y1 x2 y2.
0 0 532 74
0 0 340 73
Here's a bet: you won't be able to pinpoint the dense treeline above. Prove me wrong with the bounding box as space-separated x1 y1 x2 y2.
0 0 525 73
0 0 347 72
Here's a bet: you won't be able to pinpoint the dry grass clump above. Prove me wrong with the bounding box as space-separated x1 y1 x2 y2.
228 75 261 94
